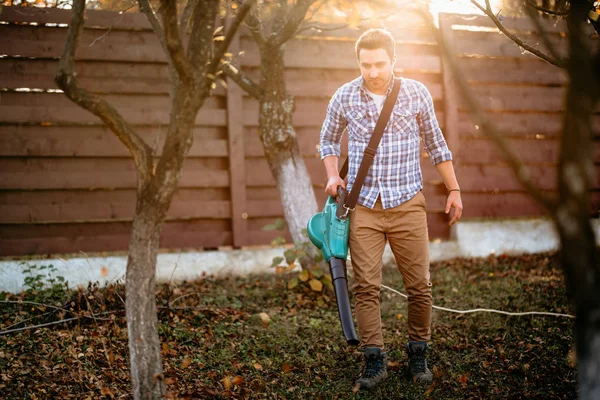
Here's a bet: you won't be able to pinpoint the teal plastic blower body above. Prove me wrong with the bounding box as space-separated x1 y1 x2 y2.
307 195 350 262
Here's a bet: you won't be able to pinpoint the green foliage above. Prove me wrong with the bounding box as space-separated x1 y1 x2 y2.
20 262 68 302
263 220 328 303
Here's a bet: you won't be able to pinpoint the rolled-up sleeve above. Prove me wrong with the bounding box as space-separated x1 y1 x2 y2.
319 89 347 159
417 83 453 166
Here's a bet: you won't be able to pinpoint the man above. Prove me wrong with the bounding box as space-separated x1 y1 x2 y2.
319 28 463 390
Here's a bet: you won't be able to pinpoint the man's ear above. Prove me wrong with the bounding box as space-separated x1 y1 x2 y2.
391 55 397 69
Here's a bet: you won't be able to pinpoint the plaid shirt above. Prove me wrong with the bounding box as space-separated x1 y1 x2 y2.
319 76 453 209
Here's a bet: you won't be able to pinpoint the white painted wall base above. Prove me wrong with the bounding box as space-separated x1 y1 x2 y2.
1 218 599 294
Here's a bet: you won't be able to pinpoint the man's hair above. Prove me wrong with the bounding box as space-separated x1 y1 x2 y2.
355 28 396 61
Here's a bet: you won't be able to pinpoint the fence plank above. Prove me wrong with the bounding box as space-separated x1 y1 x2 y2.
0 92 226 126
0 5 152 30
456 57 567 85
0 220 232 257
452 29 571 59
0 158 230 190
458 85 566 112
239 37 442 72
460 138 563 165
0 126 228 157
440 12 569 33
0 188 231 223
0 24 165 62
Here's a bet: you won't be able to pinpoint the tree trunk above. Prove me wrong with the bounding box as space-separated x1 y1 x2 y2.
556 2 600 398
123 87 201 399
125 192 169 399
258 43 319 258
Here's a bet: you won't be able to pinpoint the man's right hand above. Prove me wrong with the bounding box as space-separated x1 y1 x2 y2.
325 176 346 197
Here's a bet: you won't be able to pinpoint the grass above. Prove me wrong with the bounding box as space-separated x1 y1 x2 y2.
0 251 577 399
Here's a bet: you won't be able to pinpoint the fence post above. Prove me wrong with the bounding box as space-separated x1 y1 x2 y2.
226 31 248 248
439 13 460 165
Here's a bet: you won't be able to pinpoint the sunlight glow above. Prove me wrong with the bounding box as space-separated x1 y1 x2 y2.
429 0 503 23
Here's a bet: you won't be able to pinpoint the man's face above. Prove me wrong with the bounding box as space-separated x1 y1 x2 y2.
358 48 395 95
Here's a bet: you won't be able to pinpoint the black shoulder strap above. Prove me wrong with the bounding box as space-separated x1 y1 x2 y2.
338 77 401 213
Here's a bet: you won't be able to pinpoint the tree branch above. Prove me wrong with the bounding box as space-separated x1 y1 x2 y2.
427 7 557 211
208 0 257 75
179 0 197 38
139 0 193 85
220 62 262 99
158 0 194 84
272 0 315 47
244 4 267 45
526 0 570 16
470 0 567 68
187 0 219 77
55 0 153 183
138 0 168 54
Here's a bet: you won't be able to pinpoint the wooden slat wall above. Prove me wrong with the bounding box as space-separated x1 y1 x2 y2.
1 6 596 256
438 13 600 221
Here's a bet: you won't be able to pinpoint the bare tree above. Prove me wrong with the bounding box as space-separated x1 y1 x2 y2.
55 0 255 398
418 0 600 397
221 0 320 263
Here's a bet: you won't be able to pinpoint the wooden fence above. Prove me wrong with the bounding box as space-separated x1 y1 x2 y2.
0 6 598 256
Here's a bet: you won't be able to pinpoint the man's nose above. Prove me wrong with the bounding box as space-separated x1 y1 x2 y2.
369 69 378 78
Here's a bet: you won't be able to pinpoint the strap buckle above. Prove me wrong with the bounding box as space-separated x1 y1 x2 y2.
363 147 377 158
340 203 355 219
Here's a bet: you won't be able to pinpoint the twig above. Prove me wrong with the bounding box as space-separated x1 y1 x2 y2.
526 0 570 16
0 311 54 332
84 296 112 367
87 2 137 47
168 251 183 285
168 292 201 308
0 310 123 336
1 300 70 313
470 0 567 68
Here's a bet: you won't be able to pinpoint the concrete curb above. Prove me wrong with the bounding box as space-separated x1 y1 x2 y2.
1 218 599 294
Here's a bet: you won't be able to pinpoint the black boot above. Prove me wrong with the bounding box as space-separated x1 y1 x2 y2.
355 347 388 390
406 341 433 384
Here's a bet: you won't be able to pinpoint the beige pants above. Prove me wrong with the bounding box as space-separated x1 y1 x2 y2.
349 190 432 349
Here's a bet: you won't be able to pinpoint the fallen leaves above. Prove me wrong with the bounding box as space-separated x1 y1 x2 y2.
308 279 323 292
180 357 192 369
258 312 270 327
0 250 577 398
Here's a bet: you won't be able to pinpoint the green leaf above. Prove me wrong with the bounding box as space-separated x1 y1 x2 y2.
311 268 324 278
298 270 310 282
271 256 284 267
273 218 285 231
284 249 296 264
287 277 299 290
270 237 286 246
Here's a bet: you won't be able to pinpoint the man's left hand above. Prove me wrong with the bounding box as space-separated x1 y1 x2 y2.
445 191 463 226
